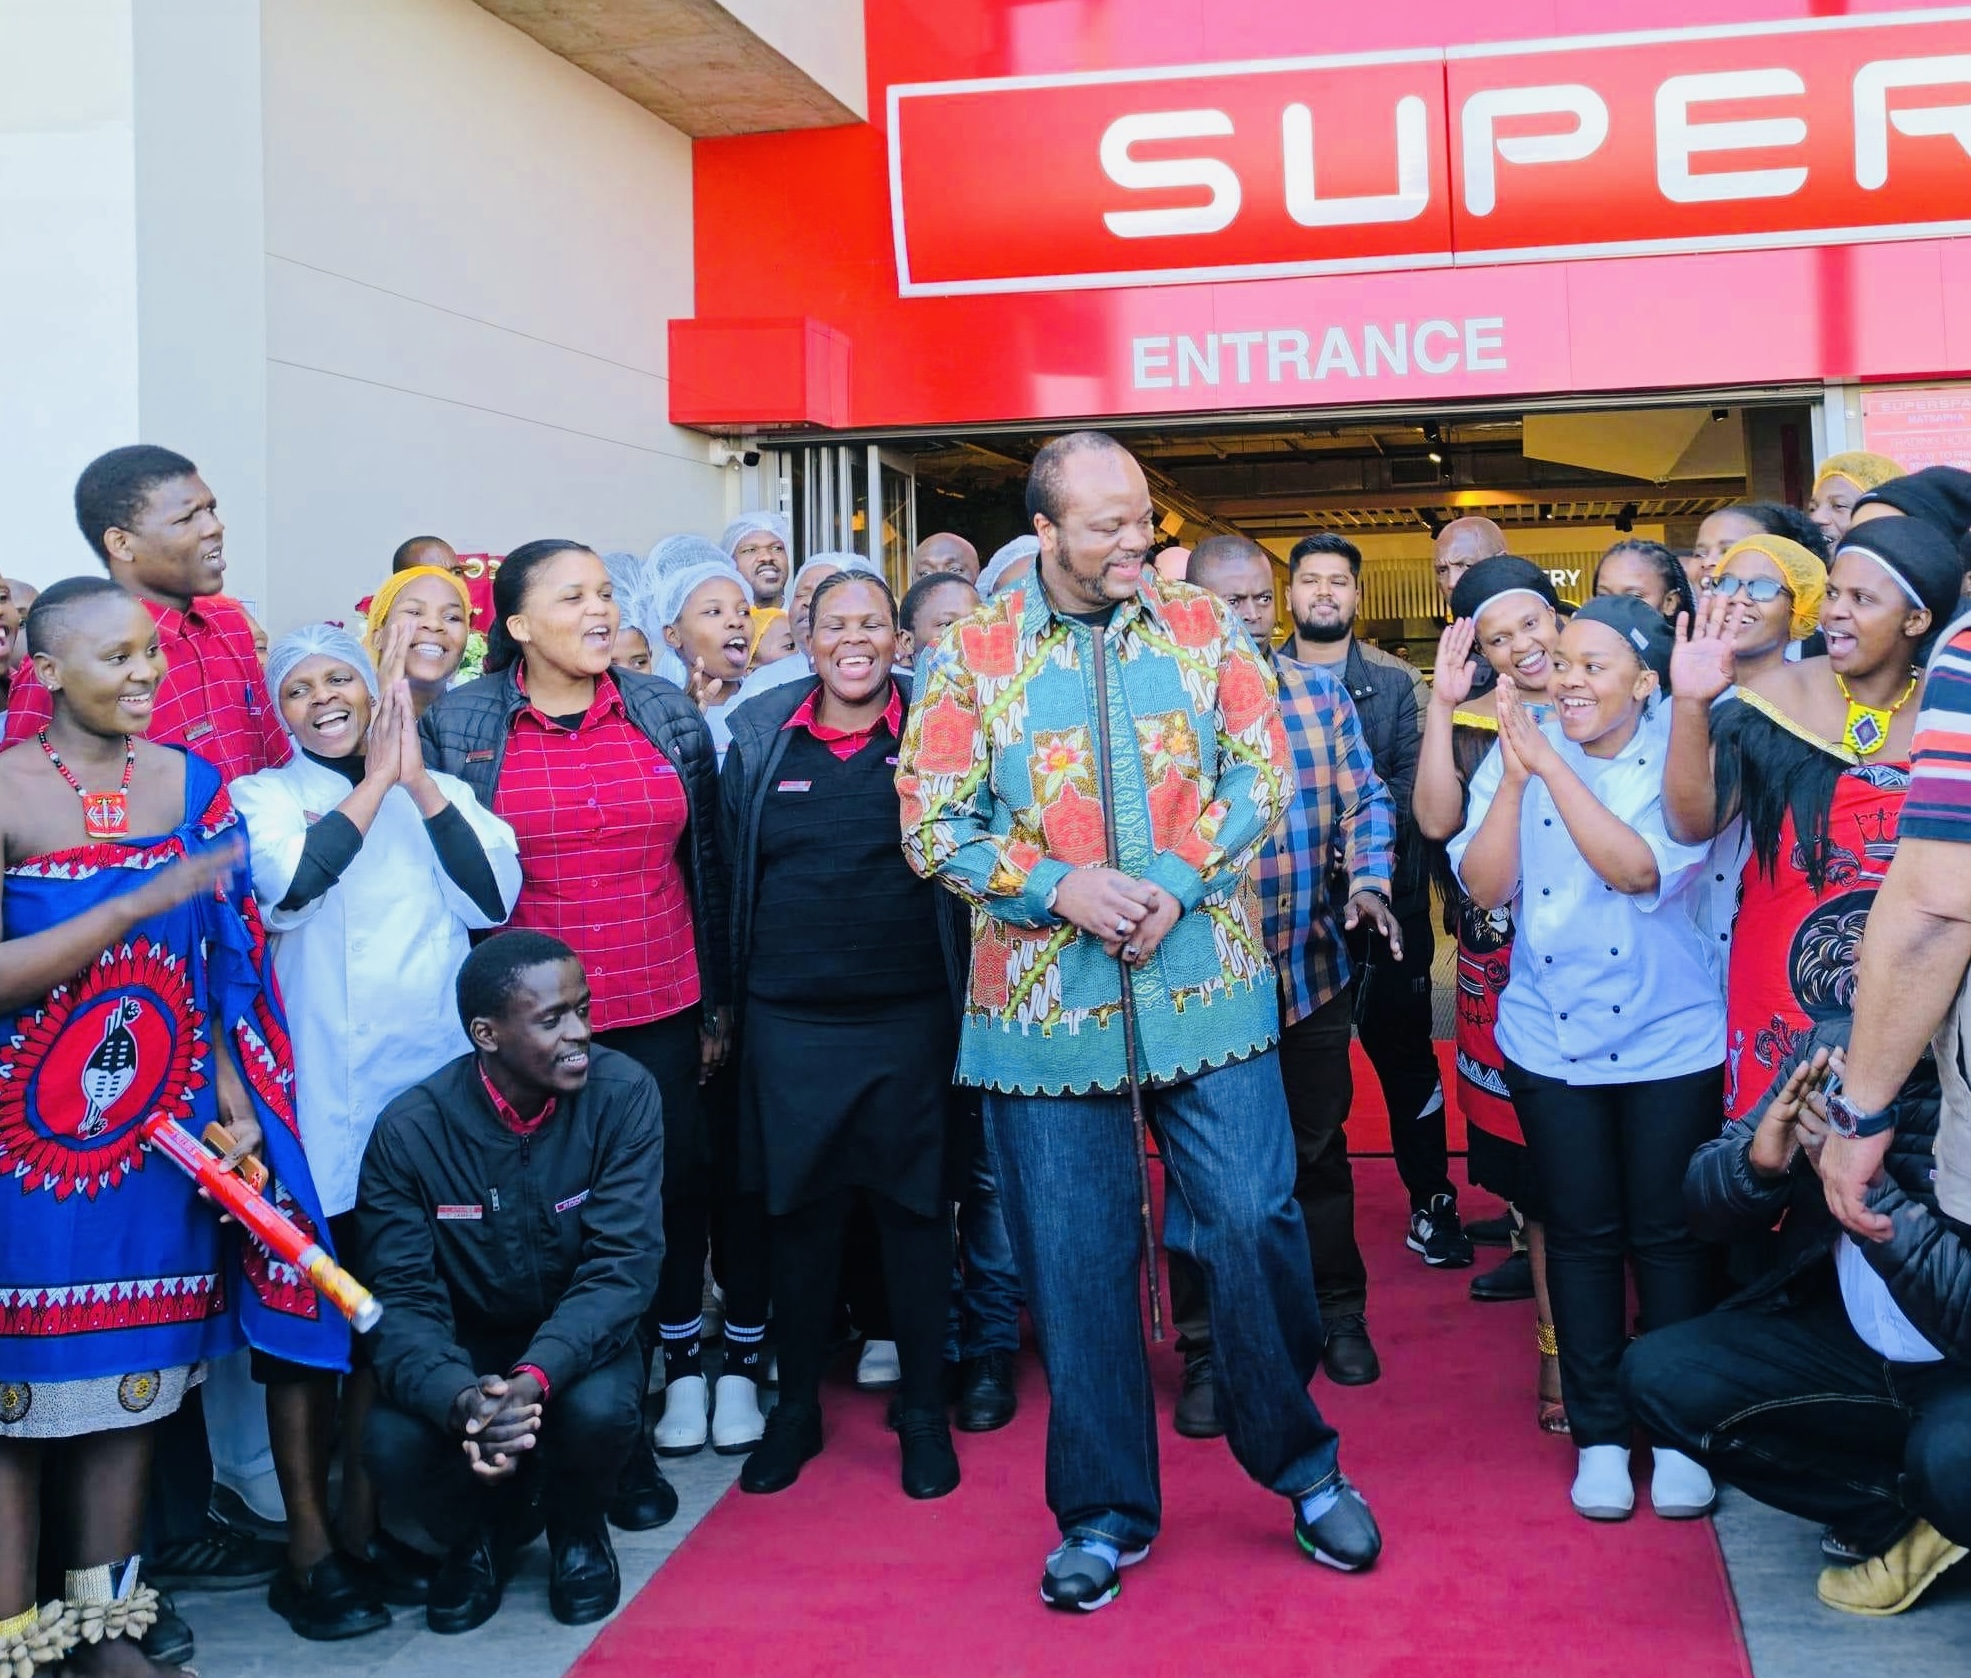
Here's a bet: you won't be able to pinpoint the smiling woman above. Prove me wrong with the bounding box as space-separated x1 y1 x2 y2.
364 566 474 718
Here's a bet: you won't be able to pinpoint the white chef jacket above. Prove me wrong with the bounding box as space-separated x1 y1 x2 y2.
231 754 522 1215
1448 703 1727 1088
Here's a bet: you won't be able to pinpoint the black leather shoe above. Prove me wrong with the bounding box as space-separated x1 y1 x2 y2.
1465 1210 1517 1248
426 1531 502 1635
338 1529 438 1607
267 1552 391 1641
547 1518 621 1626
1320 1314 1382 1386
1174 1353 1224 1439
955 1350 1018 1433
739 1401 823 1494
139 1589 194 1667
1469 1248 1534 1302
897 1407 961 1499
1295 1478 1382 1572
151 1511 284 1591
607 1432 681 1531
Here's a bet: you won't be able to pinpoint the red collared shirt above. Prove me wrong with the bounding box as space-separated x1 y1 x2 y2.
494 670 699 1032
476 1063 557 1135
782 682 904 762
2 595 290 782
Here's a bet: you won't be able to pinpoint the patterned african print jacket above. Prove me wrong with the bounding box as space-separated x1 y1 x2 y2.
898 574 1294 1096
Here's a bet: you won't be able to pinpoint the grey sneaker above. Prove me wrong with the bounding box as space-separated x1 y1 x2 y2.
1039 1539 1150 1612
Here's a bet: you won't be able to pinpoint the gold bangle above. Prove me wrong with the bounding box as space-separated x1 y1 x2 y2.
1534 1320 1559 1357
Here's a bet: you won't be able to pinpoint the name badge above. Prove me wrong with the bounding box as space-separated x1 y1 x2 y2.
885 755 900 766
436 1204 483 1221
776 780 812 793
554 1190 589 1214
184 721 215 743
466 749 496 764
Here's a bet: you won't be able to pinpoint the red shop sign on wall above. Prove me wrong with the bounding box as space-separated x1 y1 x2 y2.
887 8 1971 298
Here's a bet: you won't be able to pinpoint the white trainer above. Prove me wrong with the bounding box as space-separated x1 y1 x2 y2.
711 1374 766 1454
856 1339 902 1391
654 1373 709 1456
1570 1444 1635 1521
1650 1447 1717 1519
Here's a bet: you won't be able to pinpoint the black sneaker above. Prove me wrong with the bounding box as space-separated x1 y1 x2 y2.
1407 1194 1476 1268
739 1401 824 1495
1039 1539 1150 1612
1173 1353 1224 1439
267 1552 392 1642
1294 1479 1383 1572
140 1589 195 1667
151 1511 284 1591
1469 1248 1534 1302
955 1350 1018 1433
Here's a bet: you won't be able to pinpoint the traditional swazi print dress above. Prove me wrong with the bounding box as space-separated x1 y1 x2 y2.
0 751 348 1439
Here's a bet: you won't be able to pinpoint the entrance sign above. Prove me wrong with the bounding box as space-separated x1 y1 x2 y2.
888 10 1971 298
1863 384 1971 470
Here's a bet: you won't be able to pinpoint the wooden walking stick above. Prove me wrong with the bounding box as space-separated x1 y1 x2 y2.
1087 624 1165 1341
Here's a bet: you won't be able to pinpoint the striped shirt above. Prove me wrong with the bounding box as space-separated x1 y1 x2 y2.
1254 654 1396 1026
1903 620 1971 843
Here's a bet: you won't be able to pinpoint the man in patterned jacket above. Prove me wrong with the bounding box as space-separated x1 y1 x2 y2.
898 431 1383 1614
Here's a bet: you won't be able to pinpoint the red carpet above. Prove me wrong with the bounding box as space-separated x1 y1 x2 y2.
574 1163 1751 1678
1345 1041 1464 1155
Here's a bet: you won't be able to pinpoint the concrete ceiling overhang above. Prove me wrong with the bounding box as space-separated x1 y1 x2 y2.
473 0 866 136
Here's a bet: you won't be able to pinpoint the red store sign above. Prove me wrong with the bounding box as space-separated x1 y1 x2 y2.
887 8 1971 297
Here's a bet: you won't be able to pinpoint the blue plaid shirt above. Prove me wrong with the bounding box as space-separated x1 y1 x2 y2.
1256 652 1396 1026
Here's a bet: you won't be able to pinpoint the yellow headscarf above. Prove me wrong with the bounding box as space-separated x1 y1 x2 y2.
364 565 474 662
747 607 791 667
1719 535 1827 641
1811 451 1903 500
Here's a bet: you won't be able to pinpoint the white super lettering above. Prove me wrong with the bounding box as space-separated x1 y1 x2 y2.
1100 110 1243 239
1853 55 1971 189
1461 84 1610 216
1655 69 1808 204
1282 96 1431 227
1133 335 1174 388
1414 319 1461 374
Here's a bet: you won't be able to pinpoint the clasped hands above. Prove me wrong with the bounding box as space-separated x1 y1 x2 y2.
1051 867 1179 966
451 1370 547 1481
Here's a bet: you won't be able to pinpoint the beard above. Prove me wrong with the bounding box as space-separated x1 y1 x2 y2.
1293 610 1353 644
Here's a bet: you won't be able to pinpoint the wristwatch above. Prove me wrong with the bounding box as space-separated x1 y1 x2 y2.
1826 1090 1897 1140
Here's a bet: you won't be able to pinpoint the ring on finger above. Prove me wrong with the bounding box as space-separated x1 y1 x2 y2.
1115 916 1132 935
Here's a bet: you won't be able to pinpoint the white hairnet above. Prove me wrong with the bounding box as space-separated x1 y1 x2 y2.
979 535 1040 596
719 511 792 558
599 550 655 638
646 533 733 576
266 623 377 720
649 558 752 687
781 550 881 612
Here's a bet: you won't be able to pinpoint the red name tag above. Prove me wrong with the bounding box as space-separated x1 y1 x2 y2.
435 1204 483 1221
776 780 812 793
554 1191 589 1214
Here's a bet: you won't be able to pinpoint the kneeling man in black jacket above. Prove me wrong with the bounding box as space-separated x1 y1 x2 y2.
354 931 667 1634
1620 1025 1970 1618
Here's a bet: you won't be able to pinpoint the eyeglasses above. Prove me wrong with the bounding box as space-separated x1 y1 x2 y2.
1706 573 1792 604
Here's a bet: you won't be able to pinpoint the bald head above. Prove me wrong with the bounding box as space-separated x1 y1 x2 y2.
1188 534 1278 643
1153 546 1190 583
911 531 980 584
1433 516 1507 602
393 534 459 574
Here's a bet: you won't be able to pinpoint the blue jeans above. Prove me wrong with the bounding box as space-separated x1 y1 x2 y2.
945 1130 1024 1363
985 1050 1340 1550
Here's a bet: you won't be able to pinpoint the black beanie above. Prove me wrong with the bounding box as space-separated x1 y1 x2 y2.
1835 517 1967 652
1569 595 1675 692
1449 555 1560 624
1851 465 1971 547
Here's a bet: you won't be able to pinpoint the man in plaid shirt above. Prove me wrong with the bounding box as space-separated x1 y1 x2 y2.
1187 537 1399 1392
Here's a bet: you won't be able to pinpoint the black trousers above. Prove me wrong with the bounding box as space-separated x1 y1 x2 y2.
1621 1292 1971 1553
600 1015 770 1351
1173 990 1360 1352
364 1339 643 1548
770 1188 948 1413
1348 905 1455 1212
1506 1057 1724 1445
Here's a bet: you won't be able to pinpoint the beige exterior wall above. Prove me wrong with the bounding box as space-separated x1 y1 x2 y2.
261 0 730 631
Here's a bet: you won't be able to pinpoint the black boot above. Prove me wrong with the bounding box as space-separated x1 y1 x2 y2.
739 1402 824 1495
547 1517 621 1627
607 1431 681 1532
1174 1353 1224 1439
426 1529 502 1635
955 1350 1018 1433
897 1408 961 1500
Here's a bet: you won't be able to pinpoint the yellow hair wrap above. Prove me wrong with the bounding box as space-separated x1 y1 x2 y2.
1720 534 1828 641
747 607 790 664
364 565 474 660
1811 451 1903 499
